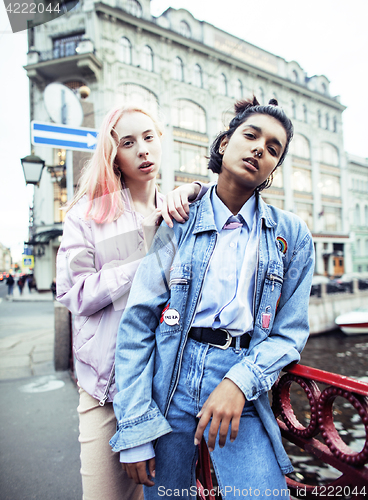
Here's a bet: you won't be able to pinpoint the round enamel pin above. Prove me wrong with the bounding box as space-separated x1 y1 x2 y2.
163 309 180 326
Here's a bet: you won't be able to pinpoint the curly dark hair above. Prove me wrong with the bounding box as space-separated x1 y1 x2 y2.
208 96 294 192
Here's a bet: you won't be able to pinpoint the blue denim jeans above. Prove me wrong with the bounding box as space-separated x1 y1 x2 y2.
144 338 288 499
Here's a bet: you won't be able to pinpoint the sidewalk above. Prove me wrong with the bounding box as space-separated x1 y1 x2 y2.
0 297 82 499
6 283 53 302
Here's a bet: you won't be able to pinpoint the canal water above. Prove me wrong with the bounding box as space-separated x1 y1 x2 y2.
283 328 368 487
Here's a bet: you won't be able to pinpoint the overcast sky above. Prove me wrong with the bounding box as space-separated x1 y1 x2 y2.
0 0 367 262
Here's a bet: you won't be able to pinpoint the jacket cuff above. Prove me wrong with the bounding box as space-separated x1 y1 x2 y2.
224 360 273 401
110 408 172 452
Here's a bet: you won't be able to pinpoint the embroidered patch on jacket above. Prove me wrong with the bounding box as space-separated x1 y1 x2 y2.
276 236 288 255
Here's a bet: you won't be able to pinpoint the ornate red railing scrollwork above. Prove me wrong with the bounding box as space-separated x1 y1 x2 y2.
273 364 368 499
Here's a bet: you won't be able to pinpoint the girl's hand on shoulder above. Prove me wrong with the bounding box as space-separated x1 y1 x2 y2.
161 183 201 228
194 378 245 453
122 458 155 487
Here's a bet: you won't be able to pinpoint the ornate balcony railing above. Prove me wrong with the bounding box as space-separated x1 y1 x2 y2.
196 364 368 499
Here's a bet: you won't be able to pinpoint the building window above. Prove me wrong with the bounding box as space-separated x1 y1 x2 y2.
292 167 312 192
272 166 283 188
291 69 299 83
53 33 84 59
258 87 265 104
333 116 337 133
326 113 330 130
290 134 310 159
320 143 339 166
179 20 191 38
119 37 132 64
323 206 342 232
355 204 361 226
356 239 361 256
126 0 142 17
142 45 154 72
235 79 243 100
53 182 67 223
193 64 203 88
174 57 184 81
295 202 313 230
320 173 341 197
291 100 296 119
220 73 228 96
365 205 368 225
303 104 308 123
173 142 208 177
172 99 206 133
116 83 159 116
318 110 321 128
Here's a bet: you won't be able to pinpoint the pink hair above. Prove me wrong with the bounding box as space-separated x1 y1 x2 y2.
68 105 163 224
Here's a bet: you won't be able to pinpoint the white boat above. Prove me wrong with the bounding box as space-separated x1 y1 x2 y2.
335 310 368 335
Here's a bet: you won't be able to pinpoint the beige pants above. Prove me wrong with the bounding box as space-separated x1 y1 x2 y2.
77 386 143 500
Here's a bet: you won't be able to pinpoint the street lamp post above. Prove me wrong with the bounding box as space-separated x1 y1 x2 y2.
20 153 45 185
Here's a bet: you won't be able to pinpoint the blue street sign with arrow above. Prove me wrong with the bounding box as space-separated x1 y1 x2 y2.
31 121 98 152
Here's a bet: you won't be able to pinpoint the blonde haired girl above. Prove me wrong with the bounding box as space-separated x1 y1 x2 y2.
57 104 202 500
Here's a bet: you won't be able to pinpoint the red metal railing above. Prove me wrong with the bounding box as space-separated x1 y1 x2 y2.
197 365 368 499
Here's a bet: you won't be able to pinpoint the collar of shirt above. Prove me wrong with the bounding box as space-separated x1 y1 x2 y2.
211 187 256 232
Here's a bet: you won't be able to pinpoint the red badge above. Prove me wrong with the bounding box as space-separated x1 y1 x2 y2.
160 303 170 324
261 312 271 329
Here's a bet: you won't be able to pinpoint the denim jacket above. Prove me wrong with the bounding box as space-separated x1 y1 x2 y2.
110 187 315 474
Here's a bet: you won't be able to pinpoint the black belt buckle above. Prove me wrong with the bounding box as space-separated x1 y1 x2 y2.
208 328 233 350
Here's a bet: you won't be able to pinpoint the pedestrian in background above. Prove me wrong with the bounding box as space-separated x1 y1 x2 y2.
17 275 25 295
50 278 56 299
6 274 14 296
56 104 204 500
111 97 315 498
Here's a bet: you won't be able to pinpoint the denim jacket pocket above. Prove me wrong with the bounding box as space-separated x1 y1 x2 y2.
256 261 284 333
159 263 191 336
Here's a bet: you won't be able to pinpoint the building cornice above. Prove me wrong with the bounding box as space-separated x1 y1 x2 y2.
95 2 346 111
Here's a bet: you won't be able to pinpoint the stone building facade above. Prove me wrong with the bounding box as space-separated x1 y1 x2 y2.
24 0 351 287
346 154 368 273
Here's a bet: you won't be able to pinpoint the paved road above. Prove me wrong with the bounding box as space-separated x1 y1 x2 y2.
0 295 82 499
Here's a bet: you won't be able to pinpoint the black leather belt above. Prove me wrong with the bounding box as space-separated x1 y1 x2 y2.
188 327 250 350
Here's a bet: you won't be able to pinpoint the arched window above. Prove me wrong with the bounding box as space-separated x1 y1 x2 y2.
179 20 191 38
321 82 327 94
318 110 321 128
365 239 368 257
326 113 330 130
365 205 368 225
258 87 265 104
291 69 299 83
235 79 243 100
115 83 159 116
320 143 339 166
303 104 308 123
119 37 132 64
356 239 361 256
291 100 296 119
354 204 361 226
193 64 203 88
289 134 311 159
126 0 142 17
142 45 154 72
174 57 184 81
172 99 206 133
220 73 227 96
